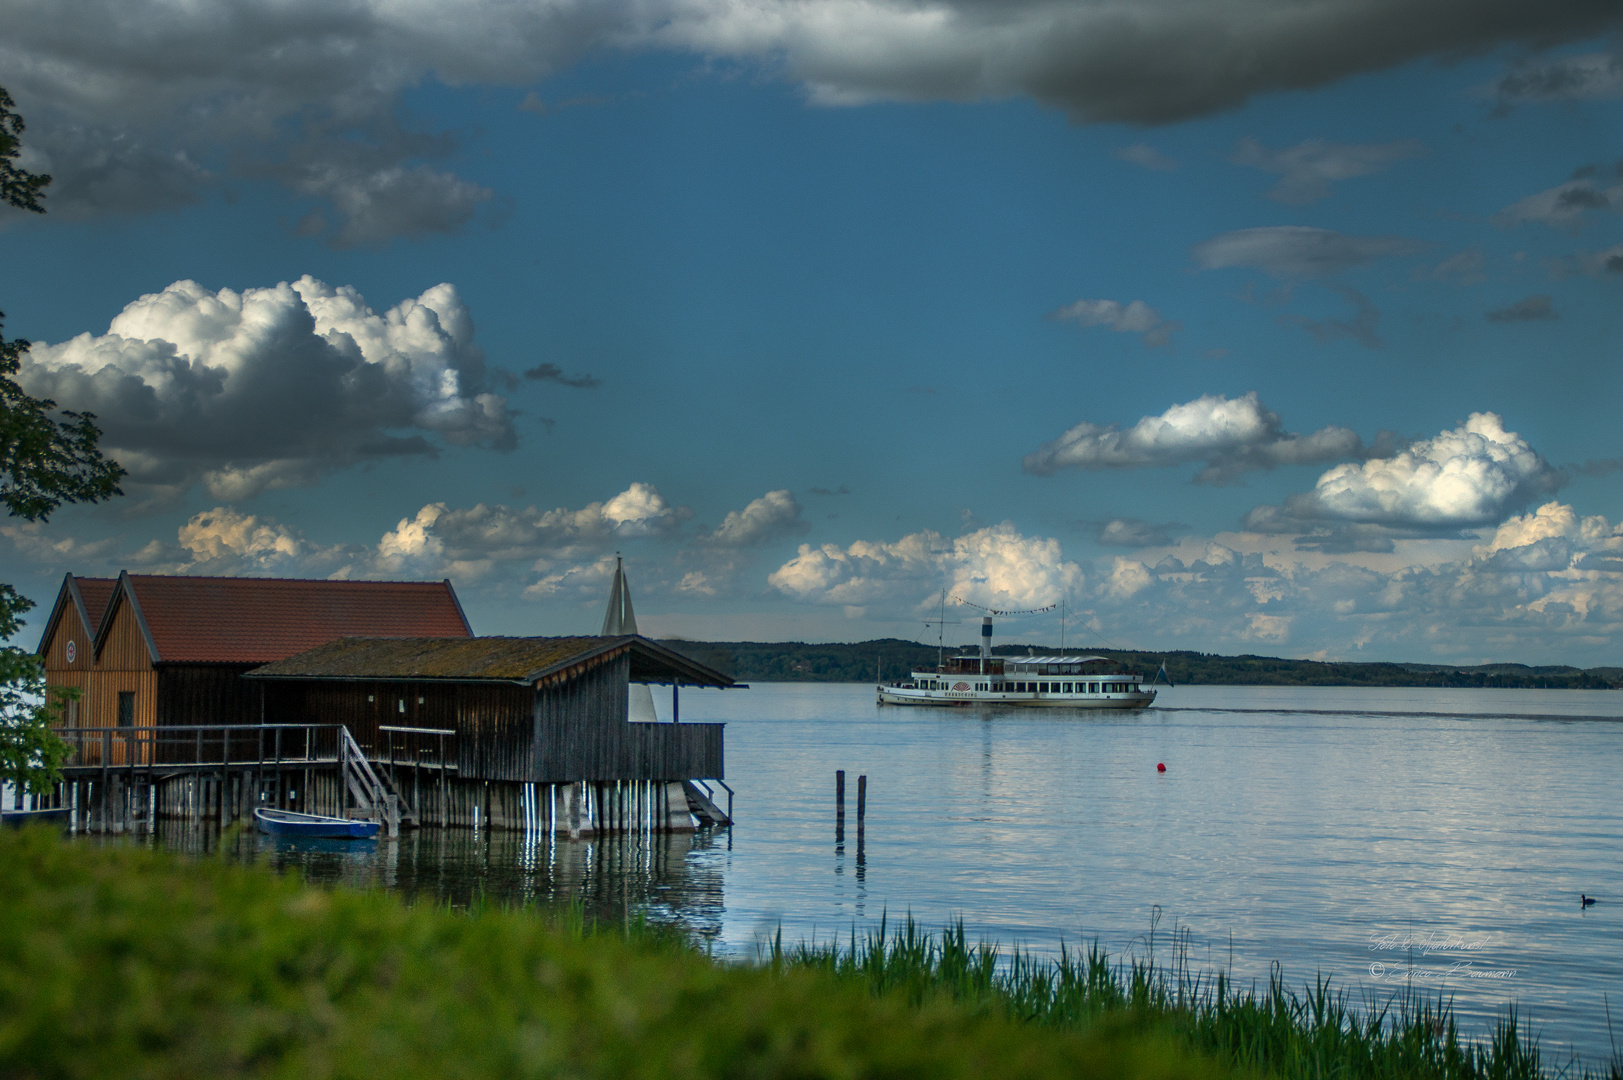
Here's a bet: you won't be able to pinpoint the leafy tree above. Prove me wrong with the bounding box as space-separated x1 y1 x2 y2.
2 85 124 797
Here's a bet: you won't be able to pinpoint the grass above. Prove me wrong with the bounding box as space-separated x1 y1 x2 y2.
0 826 1242 1080
768 914 1618 1080
2 827 1616 1080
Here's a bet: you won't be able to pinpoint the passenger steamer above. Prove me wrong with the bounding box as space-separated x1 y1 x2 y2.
877 617 1157 709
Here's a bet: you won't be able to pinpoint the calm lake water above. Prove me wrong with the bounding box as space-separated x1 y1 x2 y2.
121 684 1623 1066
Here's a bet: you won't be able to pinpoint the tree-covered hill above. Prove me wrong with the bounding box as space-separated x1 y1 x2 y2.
657 639 1623 689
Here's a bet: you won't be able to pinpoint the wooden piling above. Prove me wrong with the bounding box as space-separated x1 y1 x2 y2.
836 769 845 842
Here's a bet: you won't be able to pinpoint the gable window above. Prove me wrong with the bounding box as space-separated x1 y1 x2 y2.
117 691 135 727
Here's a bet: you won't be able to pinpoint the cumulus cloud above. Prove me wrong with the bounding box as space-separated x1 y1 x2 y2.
698 490 808 548
769 522 1081 614
1485 295 1557 322
17 276 514 504
1023 392 1365 484
1229 137 1424 204
1252 412 1564 533
1113 143 1178 171
1050 298 1180 347
1193 226 1425 279
4 0 1619 231
372 482 691 578
1493 177 1622 231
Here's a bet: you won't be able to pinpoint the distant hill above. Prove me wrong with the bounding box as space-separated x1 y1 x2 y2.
656 638 1623 689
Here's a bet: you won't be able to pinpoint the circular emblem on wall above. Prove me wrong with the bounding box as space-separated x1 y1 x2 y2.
66 640 77 663
953 681 969 691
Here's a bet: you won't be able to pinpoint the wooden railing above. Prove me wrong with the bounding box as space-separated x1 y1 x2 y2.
55 724 346 771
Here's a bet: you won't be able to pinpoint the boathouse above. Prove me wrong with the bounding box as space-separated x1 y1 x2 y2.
37 562 736 836
243 632 734 832
36 572 472 728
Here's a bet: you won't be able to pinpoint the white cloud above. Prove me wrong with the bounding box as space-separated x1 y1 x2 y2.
1193 226 1425 279
700 489 808 548
17 276 514 503
1050 298 1180 347
769 522 1082 614
1023 392 1363 483
1267 412 1563 530
370 482 691 578
1229 137 1424 204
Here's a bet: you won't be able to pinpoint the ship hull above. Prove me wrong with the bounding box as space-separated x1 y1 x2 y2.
877 686 1155 709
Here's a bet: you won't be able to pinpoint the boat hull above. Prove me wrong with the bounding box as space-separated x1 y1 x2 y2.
1 807 70 829
254 807 380 839
877 686 1155 709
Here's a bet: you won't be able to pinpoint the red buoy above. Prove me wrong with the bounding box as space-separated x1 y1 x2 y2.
1157 762 1167 772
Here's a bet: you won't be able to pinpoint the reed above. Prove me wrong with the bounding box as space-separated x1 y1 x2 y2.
762 912 1621 1080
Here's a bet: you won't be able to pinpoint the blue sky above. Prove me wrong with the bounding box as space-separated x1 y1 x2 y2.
3 2 1622 664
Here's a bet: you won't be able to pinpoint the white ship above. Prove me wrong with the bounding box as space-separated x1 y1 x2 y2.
877 616 1157 709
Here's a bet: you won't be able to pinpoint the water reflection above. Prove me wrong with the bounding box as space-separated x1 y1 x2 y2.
118 821 730 946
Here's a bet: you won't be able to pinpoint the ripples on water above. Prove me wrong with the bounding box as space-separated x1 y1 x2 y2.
119 684 1623 1064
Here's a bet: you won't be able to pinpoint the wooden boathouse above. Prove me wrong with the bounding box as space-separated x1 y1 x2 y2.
36 566 736 837
37 572 472 728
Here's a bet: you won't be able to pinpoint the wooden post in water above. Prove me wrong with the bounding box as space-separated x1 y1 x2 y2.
835 769 845 843
856 774 866 833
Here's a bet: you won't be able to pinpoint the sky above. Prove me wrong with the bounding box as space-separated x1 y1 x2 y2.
2 0 1622 665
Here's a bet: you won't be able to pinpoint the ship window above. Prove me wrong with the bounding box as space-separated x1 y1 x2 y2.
1089 683 1098 693
1063 682 1072 692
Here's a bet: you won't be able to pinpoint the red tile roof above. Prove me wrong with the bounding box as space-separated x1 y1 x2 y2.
75 577 116 632
110 575 472 664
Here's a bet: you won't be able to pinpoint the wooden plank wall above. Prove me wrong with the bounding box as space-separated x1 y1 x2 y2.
155 665 260 726
40 601 93 726
85 600 157 728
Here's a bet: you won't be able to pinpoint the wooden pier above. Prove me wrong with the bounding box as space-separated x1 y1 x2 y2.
44 723 730 838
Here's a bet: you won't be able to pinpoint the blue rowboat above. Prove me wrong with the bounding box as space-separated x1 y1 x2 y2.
1 807 70 830
255 807 379 839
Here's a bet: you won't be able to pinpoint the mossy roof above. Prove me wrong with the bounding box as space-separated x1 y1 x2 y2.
245 635 734 687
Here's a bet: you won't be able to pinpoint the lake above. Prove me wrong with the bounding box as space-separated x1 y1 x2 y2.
120 683 1623 1066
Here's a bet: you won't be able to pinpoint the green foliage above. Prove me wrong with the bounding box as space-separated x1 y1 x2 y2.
658 639 1623 689
0 830 1243 1080
0 83 119 797
1 85 51 213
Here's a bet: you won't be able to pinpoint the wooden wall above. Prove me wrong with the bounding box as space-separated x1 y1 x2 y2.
42 596 157 728
154 665 260 727
256 655 724 784
40 598 93 726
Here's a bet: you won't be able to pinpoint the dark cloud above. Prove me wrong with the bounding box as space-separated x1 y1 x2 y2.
1485 294 1557 322
4 0 1621 237
1494 50 1623 107
809 485 851 496
523 363 601 388
1283 286 1383 347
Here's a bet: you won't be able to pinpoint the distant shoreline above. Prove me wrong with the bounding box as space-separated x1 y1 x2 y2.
657 638 1623 690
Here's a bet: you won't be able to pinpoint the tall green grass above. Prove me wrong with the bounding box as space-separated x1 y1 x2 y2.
2 827 1615 1080
765 912 1620 1080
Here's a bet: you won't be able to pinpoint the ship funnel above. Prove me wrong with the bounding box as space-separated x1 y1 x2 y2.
980 616 993 659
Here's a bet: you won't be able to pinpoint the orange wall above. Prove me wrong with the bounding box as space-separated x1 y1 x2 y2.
41 593 157 729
